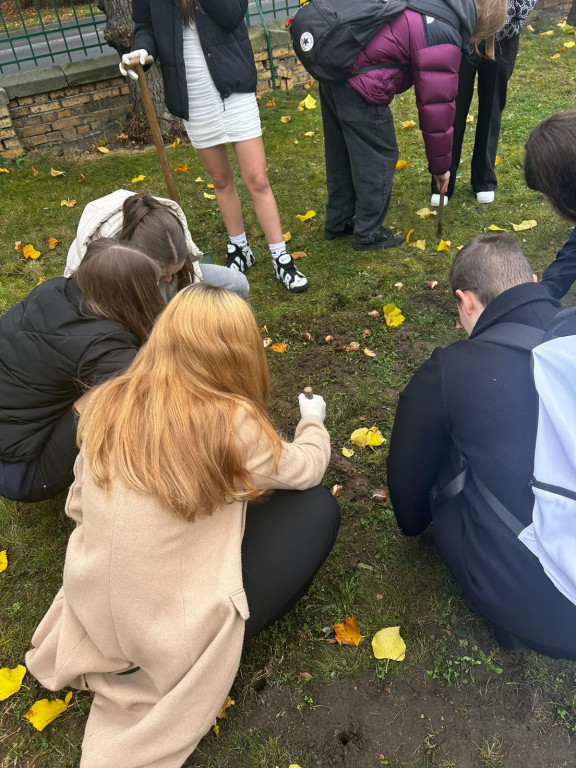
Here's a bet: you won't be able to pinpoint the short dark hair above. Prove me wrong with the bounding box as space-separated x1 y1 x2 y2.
449 234 534 307
120 194 194 290
73 238 165 343
524 110 576 223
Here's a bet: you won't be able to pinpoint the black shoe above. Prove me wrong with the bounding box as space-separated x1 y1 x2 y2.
324 217 355 241
353 227 403 251
272 252 308 293
225 242 255 273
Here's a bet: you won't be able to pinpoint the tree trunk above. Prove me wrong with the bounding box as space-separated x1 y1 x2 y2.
568 0 576 26
97 0 177 135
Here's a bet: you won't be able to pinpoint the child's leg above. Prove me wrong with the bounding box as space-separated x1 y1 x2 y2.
242 486 341 638
196 144 244 237
233 136 283 243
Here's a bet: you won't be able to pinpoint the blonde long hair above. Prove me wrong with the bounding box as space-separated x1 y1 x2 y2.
78 284 282 519
470 0 508 59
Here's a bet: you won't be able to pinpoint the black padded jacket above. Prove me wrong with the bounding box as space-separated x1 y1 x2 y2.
0 278 139 463
132 0 257 121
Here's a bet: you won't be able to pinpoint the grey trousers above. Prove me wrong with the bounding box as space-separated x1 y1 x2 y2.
319 81 398 243
199 263 250 298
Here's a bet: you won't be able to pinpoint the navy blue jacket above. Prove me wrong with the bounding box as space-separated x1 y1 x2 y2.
387 282 576 658
132 0 257 120
0 278 139 463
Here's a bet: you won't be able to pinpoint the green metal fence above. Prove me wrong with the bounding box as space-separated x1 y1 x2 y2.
0 0 301 76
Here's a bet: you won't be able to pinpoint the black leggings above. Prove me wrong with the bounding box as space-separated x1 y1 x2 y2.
242 486 341 639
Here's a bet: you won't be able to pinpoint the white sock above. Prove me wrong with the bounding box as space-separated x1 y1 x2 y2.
229 232 248 248
268 242 287 259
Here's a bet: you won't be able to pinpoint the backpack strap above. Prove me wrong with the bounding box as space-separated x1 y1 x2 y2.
474 322 545 352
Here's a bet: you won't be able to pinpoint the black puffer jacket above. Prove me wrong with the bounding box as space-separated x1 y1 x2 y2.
132 0 257 120
0 278 140 463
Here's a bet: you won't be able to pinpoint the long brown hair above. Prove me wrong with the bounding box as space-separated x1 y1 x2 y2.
73 238 164 343
120 194 195 291
78 284 282 519
181 0 203 27
470 0 508 58
525 110 576 223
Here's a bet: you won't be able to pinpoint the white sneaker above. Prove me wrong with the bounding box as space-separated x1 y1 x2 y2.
476 191 495 204
431 194 449 207
273 253 308 293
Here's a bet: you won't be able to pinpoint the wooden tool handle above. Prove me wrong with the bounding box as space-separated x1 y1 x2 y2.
437 193 444 238
304 386 314 400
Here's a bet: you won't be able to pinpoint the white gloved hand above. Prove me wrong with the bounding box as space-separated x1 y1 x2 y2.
298 392 327 422
119 49 150 80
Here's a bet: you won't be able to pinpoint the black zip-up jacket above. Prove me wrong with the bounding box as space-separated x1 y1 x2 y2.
387 282 576 658
132 0 257 121
0 278 140 463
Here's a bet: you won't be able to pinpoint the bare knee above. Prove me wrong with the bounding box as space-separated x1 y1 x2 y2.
243 170 271 196
210 170 235 192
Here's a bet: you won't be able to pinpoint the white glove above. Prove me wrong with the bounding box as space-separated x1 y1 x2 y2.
298 392 326 422
119 49 150 80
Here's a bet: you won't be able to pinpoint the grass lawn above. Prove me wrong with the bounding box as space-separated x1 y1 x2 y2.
1 21 576 768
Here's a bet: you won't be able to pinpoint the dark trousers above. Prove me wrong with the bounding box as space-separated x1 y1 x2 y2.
242 486 341 638
432 35 520 198
320 81 398 243
20 409 78 503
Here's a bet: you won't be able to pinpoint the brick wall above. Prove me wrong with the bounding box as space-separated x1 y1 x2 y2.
528 0 572 20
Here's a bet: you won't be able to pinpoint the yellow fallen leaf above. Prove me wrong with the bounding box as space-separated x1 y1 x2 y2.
540 30 554 35
31 165 39 176
270 342 288 353
60 199 76 207
342 447 354 458
405 228 414 243
283 231 292 242
260 325 268 333
511 219 537 231
131 174 146 183
0 665 26 700
297 105 304 112
526 24 535 31
195 176 204 183
203 192 216 200
291 251 307 259
415 207 437 218
401 120 416 128
334 616 362 646
304 131 315 137
36 277 44 285
437 239 451 251
266 99 276 107
363 347 377 357
395 159 409 170
207 183 214 189
372 626 406 661
289 764 303 768
293 139 299 145
383 302 405 327
173 164 188 172
409 239 426 250
487 223 507 231
47 238 60 250
0 550 6 572
296 210 316 222
78 173 85 183
172 137 181 149
14 241 22 251
351 426 385 447
23 244 41 260
466 114 474 122
551 52 561 59
299 94 317 110
495 155 501 165
564 41 575 47
24 691 73 731
50 168 65 176
280 116 292 123
97 146 109 154
216 696 234 720
0 168 9 174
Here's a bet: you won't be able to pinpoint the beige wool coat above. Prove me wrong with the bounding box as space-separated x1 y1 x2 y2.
26 410 331 768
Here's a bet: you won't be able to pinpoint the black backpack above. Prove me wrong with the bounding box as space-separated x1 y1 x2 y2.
289 0 408 82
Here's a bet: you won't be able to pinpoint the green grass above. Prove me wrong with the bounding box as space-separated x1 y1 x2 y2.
1 22 576 767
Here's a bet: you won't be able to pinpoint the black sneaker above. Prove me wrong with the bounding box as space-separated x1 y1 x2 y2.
353 227 403 251
324 217 355 241
225 242 255 272
272 252 308 293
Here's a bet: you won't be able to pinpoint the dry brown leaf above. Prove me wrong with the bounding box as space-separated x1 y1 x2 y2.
280 116 291 123
263 337 273 348
363 347 377 357
50 168 65 177
47 238 60 250
31 165 39 176
292 251 307 259
14 241 22 251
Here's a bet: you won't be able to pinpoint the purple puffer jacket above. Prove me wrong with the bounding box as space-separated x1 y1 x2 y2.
348 9 462 175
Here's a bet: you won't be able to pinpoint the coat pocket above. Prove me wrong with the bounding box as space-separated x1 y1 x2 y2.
229 588 250 621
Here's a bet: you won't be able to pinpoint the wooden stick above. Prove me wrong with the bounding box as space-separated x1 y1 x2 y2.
437 193 444 238
132 62 179 203
304 386 314 400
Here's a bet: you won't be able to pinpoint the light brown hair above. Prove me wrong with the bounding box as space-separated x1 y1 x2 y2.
524 110 576 223
449 234 534 307
181 0 203 27
470 0 508 58
78 284 282 520
120 194 195 291
73 238 164 343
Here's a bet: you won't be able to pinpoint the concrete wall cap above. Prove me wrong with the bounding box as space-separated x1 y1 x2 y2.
61 53 121 87
0 88 8 108
0 66 67 99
